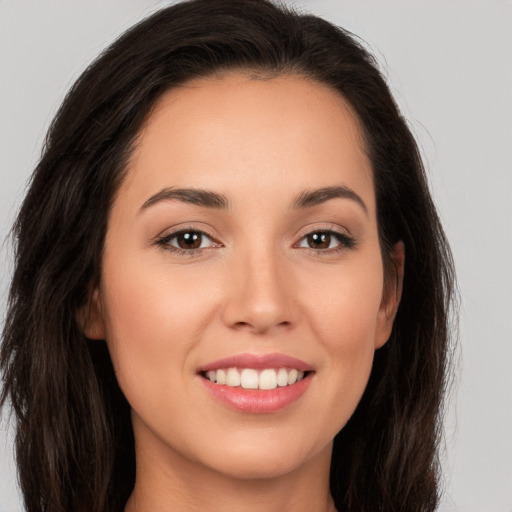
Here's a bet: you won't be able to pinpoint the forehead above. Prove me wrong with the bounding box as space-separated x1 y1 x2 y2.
121 73 374 211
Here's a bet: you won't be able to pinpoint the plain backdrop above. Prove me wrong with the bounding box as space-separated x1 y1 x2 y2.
1 1 511 511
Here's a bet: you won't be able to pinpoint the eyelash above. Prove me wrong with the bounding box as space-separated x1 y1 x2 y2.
154 228 221 257
154 227 357 256
294 229 357 253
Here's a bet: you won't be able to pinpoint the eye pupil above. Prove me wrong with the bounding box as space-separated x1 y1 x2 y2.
178 232 201 249
308 232 330 249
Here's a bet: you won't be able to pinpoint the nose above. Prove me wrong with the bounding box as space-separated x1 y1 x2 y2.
221 246 296 335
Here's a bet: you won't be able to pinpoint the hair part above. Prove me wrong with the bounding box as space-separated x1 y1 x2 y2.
1 1 456 511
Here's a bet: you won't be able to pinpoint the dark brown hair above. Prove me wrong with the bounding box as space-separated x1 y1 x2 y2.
1 1 455 511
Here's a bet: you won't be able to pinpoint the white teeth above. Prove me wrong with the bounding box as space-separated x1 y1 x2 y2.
205 367 307 390
226 368 241 387
216 368 226 385
259 369 278 390
287 368 298 385
277 368 288 387
240 369 259 389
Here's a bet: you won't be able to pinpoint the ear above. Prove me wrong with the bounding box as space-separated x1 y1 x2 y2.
77 287 106 340
374 241 405 349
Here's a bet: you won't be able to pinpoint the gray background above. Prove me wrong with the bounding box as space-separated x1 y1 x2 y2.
1 1 511 510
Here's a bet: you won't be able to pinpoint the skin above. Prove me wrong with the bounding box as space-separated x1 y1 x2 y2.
83 73 403 512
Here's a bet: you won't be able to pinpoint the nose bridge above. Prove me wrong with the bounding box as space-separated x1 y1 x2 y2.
222 237 294 333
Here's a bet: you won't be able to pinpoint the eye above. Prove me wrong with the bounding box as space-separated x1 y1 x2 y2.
156 229 220 252
297 230 356 251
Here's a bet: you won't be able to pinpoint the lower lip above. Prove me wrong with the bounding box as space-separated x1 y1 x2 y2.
200 374 312 413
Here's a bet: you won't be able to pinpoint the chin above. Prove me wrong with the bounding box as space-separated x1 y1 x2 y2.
211 453 308 481
197 430 331 481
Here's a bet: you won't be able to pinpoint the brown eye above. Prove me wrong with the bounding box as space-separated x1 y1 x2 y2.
175 231 203 249
157 230 217 252
297 230 356 252
306 232 332 249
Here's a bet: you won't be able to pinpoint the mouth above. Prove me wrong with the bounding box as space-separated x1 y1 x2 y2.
197 353 314 413
200 367 310 390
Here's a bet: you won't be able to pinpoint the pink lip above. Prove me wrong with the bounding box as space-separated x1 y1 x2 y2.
198 353 313 372
200 376 312 413
198 353 314 414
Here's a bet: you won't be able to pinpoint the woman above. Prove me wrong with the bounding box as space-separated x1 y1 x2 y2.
0 0 455 511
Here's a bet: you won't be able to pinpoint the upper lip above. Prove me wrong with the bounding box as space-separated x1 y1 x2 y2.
198 353 313 373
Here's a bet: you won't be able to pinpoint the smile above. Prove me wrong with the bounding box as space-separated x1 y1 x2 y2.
203 367 307 390
198 354 314 413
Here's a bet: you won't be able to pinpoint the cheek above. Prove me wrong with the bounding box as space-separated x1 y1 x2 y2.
300 255 384 351
298 255 383 420
99 255 220 391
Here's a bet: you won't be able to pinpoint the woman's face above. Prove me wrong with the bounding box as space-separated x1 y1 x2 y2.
85 74 401 483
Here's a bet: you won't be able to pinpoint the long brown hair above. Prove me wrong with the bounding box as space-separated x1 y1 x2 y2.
1 1 456 511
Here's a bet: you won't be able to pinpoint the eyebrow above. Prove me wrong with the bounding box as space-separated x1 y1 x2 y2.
140 187 229 211
292 185 368 215
140 184 367 215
